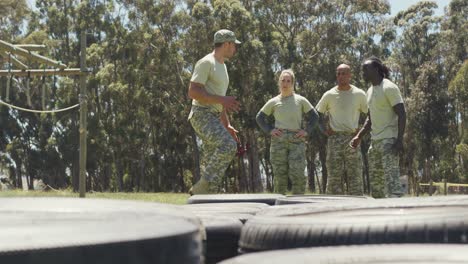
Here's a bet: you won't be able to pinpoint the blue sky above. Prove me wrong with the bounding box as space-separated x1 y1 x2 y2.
390 0 449 16
26 0 35 9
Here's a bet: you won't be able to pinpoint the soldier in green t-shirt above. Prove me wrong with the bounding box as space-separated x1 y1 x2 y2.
316 64 368 195
187 29 241 194
256 69 318 194
351 57 407 198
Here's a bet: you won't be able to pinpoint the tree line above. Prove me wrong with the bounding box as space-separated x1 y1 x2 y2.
0 0 466 193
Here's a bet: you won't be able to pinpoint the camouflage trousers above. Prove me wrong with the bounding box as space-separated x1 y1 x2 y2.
326 133 363 195
189 106 237 184
270 130 306 194
368 138 402 198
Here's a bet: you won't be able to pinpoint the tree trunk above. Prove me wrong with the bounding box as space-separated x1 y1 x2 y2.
72 155 79 192
139 153 145 192
424 159 432 183
307 145 317 192
264 137 273 192
318 143 327 193
237 156 248 192
114 155 123 192
14 166 21 189
63 0 71 61
361 139 370 195
15 159 22 189
103 163 111 191
247 128 263 192
190 128 200 183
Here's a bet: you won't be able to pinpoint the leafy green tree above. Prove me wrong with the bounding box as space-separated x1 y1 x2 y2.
0 0 466 194
391 1 459 188
450 61 468 179
0 0 29 40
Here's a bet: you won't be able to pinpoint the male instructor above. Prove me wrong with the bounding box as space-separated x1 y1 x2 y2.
187 29 241 194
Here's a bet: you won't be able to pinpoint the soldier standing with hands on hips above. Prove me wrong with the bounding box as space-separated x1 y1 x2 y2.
256 69 318 194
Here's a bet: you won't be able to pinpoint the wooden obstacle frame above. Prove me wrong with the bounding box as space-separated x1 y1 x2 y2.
0 35 89 197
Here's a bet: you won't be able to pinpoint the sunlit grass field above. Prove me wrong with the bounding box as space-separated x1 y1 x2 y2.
0 189 190 205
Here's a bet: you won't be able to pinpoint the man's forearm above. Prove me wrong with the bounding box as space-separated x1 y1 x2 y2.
393 103 406 141
397 111 406 141
356 114 372 139
188 82 221 105
220 109 230 128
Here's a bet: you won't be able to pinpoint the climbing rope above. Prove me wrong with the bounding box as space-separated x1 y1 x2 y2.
0 99 79 113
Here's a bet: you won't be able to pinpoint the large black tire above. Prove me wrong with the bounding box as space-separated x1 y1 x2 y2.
257 195 468 217
184 203 268 263
0 197 203 264
187 194 284 205
184 202 268 223
275 194 373 205
220 244 468 263
197 216 243 264
239 196 468 253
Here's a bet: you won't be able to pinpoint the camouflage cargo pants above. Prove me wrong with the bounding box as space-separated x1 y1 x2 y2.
270 130 306 194
368 138 402 198
326 133 363 195
189 106 237 185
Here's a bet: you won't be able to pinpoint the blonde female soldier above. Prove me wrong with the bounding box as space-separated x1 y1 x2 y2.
256 69 318 194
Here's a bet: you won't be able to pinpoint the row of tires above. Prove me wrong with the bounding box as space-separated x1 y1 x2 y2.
2 194 468 263
186 194 468 263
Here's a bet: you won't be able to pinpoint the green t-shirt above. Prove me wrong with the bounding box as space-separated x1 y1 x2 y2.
316 85 368 132
367 78 404 140
190 52 229 112
260 93 314 130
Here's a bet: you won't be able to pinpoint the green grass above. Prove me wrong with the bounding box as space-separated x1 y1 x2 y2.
0 190 190 205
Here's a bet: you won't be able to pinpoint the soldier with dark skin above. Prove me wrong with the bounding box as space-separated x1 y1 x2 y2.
316 64 368 195
187 29 241 194
350 57 406 198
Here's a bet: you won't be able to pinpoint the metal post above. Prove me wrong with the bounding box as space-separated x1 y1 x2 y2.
79 30 87 198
